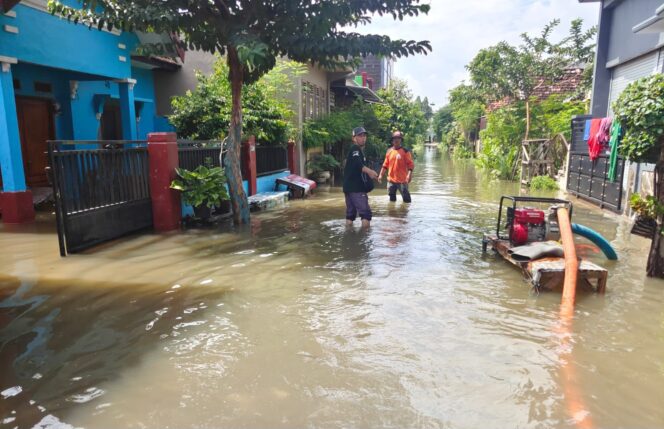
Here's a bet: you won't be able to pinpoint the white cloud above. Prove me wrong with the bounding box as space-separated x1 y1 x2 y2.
355 0 600 107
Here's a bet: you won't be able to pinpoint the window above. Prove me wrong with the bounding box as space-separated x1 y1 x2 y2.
34 81 53 93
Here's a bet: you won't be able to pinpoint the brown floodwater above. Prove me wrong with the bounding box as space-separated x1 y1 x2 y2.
1 148 663 429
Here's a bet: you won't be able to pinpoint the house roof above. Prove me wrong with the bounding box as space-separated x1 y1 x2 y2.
486 67 586 112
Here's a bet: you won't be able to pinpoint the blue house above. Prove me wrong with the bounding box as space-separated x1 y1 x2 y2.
0 0 176 222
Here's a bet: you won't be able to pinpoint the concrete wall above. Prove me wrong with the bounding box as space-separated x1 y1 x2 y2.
256 170 290 194
11 62 158 141
605 0 662 65
0 0 137 80
153 50 216 117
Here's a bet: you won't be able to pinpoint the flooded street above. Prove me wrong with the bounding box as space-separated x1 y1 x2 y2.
1 148 663 428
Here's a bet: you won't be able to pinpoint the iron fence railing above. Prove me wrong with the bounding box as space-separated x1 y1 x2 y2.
177 140 223 171
256 145 288 176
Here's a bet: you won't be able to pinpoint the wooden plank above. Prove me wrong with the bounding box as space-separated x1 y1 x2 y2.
485 235 608 293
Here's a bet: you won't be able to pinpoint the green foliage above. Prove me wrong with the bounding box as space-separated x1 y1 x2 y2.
613 74 664 163
530 175 559 190
432 105 454 142
374 79 429 147
476 104 524 179
630 193 664 220
465 19 596 144
531 94 586 141
303 79 428 160
307 153 340 174
452 142 474 160
170 58 300 142
170 162 230 209
48 0 432 85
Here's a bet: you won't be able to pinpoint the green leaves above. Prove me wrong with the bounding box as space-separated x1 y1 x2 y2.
630 193 664 220
170 163 230 209
169 58 298 142
613 74 664 163
49 0 431 80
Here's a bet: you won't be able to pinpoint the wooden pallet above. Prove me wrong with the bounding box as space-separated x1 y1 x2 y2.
484 235 607 293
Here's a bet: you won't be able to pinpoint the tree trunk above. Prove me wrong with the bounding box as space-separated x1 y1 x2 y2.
646 144 664 277
524 99 531 141
225 47 250 225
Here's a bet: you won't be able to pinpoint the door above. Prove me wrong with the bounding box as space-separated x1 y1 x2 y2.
16 97 55 187
100 100 123 140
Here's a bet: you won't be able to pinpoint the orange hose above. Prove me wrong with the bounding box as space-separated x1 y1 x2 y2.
556 207 593 429
557 207 578 309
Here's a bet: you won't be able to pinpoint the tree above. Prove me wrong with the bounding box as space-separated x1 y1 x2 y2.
170 58 302 143
557 18 598 95
432 105 454 142
50 0 432 224
374 79 428 147
613 74 664 277
422 97 433 120
466 19 596 142
467 20 563 142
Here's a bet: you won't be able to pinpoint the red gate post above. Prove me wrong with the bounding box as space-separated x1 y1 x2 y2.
147 132 180 232
242 136 257 196
287 140 297 175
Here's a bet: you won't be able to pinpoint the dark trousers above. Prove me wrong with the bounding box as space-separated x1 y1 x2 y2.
388 182 411 203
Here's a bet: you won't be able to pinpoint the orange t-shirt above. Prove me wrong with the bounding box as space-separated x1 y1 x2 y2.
382 146 414 183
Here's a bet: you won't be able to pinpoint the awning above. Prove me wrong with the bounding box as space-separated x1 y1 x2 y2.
633 3 664 33
332 79 383 104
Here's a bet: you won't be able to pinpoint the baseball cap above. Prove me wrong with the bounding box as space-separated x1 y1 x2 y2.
391 131 404 140
352 126 368 137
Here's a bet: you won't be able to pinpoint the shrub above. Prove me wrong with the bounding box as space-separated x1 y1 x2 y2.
170 162 230 209
530 175 559 190
613 74 664 163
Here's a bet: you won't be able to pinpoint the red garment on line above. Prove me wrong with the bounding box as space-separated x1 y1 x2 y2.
587 118 603 160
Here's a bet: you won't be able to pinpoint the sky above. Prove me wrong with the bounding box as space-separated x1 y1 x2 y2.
356 0 600 109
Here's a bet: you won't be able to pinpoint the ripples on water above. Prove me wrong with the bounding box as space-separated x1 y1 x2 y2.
1 148 663 428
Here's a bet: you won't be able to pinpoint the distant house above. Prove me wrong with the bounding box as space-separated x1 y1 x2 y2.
356 54 394 90
578 0 664 212
0 0 179 220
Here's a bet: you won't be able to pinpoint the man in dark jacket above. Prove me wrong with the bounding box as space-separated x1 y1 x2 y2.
343 126 378 228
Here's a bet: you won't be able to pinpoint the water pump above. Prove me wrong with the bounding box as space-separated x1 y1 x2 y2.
509 207 546 245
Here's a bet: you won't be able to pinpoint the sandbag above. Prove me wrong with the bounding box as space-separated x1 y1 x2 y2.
508 241 564 262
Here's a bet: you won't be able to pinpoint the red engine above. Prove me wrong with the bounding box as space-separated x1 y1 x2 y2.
509 207 546 245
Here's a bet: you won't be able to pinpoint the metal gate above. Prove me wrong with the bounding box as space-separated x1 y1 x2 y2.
566 116 626 212
48 141 153 256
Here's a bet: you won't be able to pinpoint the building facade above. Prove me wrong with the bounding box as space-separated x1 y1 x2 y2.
0 0 176 222
580 0 664 211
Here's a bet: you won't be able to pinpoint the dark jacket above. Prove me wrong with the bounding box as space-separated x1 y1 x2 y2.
343 144 367 193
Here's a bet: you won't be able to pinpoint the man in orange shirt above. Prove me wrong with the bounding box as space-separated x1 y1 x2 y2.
377 130 414 203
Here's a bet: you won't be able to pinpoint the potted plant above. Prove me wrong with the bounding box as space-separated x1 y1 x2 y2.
307 153 340 184
170 163 230 220
629 194 662 238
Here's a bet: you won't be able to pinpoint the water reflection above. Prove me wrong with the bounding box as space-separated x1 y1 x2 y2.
0 148 663 428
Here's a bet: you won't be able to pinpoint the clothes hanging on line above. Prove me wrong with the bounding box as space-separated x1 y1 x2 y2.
587 118 602 160
583 119 592 141
598 117 612 146
608 119 622 182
